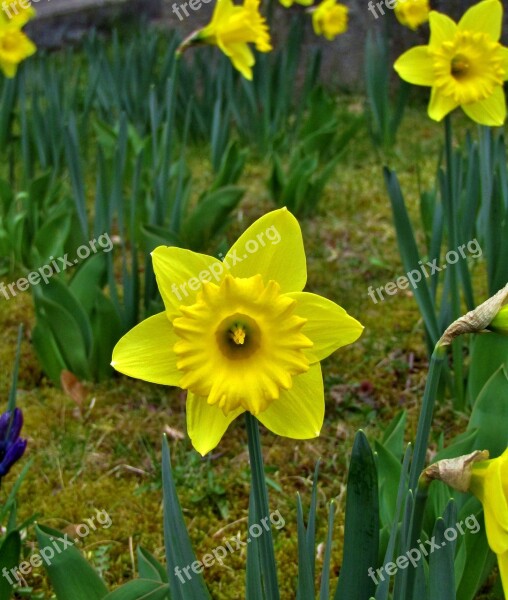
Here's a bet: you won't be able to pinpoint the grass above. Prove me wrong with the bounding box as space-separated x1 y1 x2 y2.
0 85 494 598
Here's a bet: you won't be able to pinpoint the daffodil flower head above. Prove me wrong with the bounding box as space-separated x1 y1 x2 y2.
0 22 36 78
470 448 508 596
112 209 363 455
192 0 272 80
394 0 429 31
311 0 349 41
0 0 36 28
394 0 508 126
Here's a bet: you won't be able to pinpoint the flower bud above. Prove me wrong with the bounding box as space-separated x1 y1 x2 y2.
488 304 508 335
438 283 508 347
421 450 489 492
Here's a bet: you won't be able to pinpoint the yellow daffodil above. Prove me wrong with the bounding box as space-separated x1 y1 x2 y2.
0 23 36 78
311 0 348 41
469 447 508 596
112 209 363 455
0 0 36 28
394 0 429 31
183 0 272 80
394 0 508 126
279 0 313 8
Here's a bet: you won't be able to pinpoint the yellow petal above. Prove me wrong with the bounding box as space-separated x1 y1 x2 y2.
151 247 225 319
471 456 508 555
220 41 254 80
394 46 435 86
428 11 457 50
225 208 307 293
498 550 508 599
287 292 363 362
462 86 507 126
186 391 245 455
111 313 181 385
428 87 459 121
458 0 502 41
256 364 324 438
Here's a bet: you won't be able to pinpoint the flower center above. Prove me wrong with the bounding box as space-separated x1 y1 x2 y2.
172 274 312 415
451 54 470 79
432 31 506 104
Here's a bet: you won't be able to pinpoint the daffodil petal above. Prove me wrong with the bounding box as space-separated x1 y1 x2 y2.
111 313 180 385
471 457 508 554
458 0 502 41
428 87 459 121
462 87 507 126
151 247 225 319
220 41 254 80
287 292 363 362
498 551 508 598
394 46 435 86
256 364 324 438
225 208 307 293
428 11 457 50
186 392 245 455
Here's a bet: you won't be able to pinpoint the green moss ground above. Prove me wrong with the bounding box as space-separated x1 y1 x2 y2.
0 103 494 598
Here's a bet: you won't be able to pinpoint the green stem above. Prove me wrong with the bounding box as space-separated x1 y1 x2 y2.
245 412 280 600
409 346 445 492
444 115 464 409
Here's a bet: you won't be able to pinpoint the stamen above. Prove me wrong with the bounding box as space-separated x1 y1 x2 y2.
230 325 246 345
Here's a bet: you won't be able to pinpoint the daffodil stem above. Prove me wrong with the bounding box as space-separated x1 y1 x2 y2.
444 115 464 409
409 347 445 492
245 412 280 600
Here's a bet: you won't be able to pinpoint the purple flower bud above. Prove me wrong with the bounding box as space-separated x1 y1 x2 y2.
0 408 27 479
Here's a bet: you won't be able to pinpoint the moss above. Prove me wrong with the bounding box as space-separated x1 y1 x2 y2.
0 98 491 599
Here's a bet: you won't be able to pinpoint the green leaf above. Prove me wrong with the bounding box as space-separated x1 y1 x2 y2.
468 332 508 407
334 431 379 600
428 502 457 600
467 365 508 457
104 580 169 600
381 411 407 460
161 436 210 600
456 511 496 600
180 186 245 251
137 547 167 583
0 531 21 600
384 168 440 344
296 494 314 600
35 524 108 600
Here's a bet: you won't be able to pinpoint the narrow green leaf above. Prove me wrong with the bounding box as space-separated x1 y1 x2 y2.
35 524 108 600
334 431 379 600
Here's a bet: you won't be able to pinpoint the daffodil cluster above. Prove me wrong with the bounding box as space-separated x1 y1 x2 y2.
394 0 508 126
0 0 36 78
112 209 363 455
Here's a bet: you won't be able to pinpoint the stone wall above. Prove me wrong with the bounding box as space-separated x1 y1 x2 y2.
25 0 508 90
